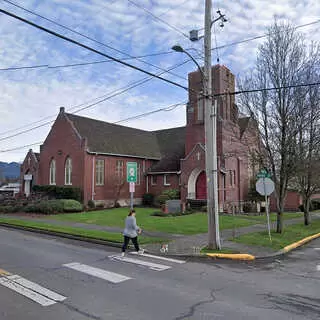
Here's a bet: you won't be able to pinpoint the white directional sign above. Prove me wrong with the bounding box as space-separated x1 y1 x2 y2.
256 177 275 196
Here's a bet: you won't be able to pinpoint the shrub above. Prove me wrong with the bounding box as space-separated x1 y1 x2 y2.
61 199 83 212
32 185 82 202
142 193 154 206
24 199 83 214
0 205 22 213
156 189 180 206
87 200 95 209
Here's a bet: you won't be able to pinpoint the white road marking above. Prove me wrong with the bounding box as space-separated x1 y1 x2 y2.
129 252 186 264
314 248 320 250
317 265 320 271
0 277 57 306
6 275 66 302
63 262 131 283
109 255 171 271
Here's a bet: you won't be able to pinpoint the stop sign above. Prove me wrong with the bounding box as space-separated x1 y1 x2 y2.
256 178 275 196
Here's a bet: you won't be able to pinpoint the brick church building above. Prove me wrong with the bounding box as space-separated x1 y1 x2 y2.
20 65 261 211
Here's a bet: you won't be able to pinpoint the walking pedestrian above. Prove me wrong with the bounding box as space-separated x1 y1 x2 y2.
121 209 144 257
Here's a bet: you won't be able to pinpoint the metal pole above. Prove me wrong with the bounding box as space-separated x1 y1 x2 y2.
264 178 272 242
204 0 220 249
130 191 134 210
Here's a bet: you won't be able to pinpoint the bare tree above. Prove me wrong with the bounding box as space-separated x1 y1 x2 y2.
238 21 309 233
294 49 320 224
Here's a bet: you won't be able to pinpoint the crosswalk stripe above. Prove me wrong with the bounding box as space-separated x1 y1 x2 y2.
129 252 186 264
0 277 56 306
6 275 66 302
63 262 131 283
109 255 171 271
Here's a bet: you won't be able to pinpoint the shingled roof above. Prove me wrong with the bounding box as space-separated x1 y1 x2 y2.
65 112 162 159
149 127 186 172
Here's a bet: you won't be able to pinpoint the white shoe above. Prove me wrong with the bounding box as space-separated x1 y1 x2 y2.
138 249 144 255
121 252 125 257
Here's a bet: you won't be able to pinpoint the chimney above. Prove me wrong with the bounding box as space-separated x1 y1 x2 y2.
59 107 65 114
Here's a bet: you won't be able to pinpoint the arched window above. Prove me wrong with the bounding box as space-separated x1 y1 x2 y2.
65 157 72 185
49 159 56 185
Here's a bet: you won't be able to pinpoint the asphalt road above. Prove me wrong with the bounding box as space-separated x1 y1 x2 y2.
0 227 319 320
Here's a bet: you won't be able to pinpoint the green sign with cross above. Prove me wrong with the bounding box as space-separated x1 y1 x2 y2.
127 162 137 183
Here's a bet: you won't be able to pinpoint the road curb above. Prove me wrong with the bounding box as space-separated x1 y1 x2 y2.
0 222 123 248
282 232 320 252
206 253 256 260
1 221 320 262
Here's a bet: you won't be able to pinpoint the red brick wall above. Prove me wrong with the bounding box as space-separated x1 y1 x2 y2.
39 112 86 194
270 191 301 212
147 174 180 198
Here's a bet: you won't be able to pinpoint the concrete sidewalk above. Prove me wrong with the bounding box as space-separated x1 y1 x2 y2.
2 213 319 258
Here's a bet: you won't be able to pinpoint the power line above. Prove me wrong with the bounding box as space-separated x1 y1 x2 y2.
0 102 186 153
212 19 320 52
115 102 186 124
126 0 189 39
2 0 185 80
0 64 48 71
0 51 176 72
0 58 190 140
0 8 188 91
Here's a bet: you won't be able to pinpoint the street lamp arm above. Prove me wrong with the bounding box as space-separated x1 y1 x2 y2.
171 45 204 78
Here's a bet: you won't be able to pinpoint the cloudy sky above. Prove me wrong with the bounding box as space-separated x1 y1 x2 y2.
0 0 319 163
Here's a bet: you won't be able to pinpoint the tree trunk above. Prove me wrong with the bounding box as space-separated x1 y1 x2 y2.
276 211 283 233
303 197 311 226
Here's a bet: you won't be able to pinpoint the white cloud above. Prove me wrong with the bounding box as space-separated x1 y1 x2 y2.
0 0 319 162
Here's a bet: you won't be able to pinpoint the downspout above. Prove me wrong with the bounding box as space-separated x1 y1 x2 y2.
144 160 149 193
237 157 241 213
92 154 95 201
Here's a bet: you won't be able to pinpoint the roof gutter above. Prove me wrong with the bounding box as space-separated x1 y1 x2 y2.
147 171 180 175
86 150 161 161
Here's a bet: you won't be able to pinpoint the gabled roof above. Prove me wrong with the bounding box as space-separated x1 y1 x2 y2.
149 127 186 172
65 113 162 159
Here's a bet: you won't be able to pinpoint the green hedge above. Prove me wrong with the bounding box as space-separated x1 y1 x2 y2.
32 185 82 202
24 199 83 215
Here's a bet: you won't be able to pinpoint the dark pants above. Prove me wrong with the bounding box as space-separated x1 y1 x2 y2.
122 236 140 252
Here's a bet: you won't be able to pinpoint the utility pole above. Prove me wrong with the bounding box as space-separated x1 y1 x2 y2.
204 0 223 249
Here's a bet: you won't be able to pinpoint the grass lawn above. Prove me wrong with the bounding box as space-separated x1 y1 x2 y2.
240 212 303 222
232 219 320 250
0 217 164 244
46 207 276 235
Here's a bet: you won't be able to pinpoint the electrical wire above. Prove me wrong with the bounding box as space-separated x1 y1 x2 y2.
2 0 185 80
212 19 320 52
0 8 188 91
126 0 189 39
0 103 186 153
0 59 190 139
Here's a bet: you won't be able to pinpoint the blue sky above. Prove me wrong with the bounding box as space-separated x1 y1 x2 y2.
0 0 319 162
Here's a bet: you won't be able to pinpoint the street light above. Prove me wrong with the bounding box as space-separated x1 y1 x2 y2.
171 45 204 78
172 0 225 250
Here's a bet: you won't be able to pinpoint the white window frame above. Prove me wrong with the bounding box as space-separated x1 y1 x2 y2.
151 175 157 185
116 160 124 178
49 159 56 185
96 159 105 186
64 157 72 185
164 174 171 186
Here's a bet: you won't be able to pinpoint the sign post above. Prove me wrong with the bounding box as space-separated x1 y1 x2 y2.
127 162 137 210
256 172 275 242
